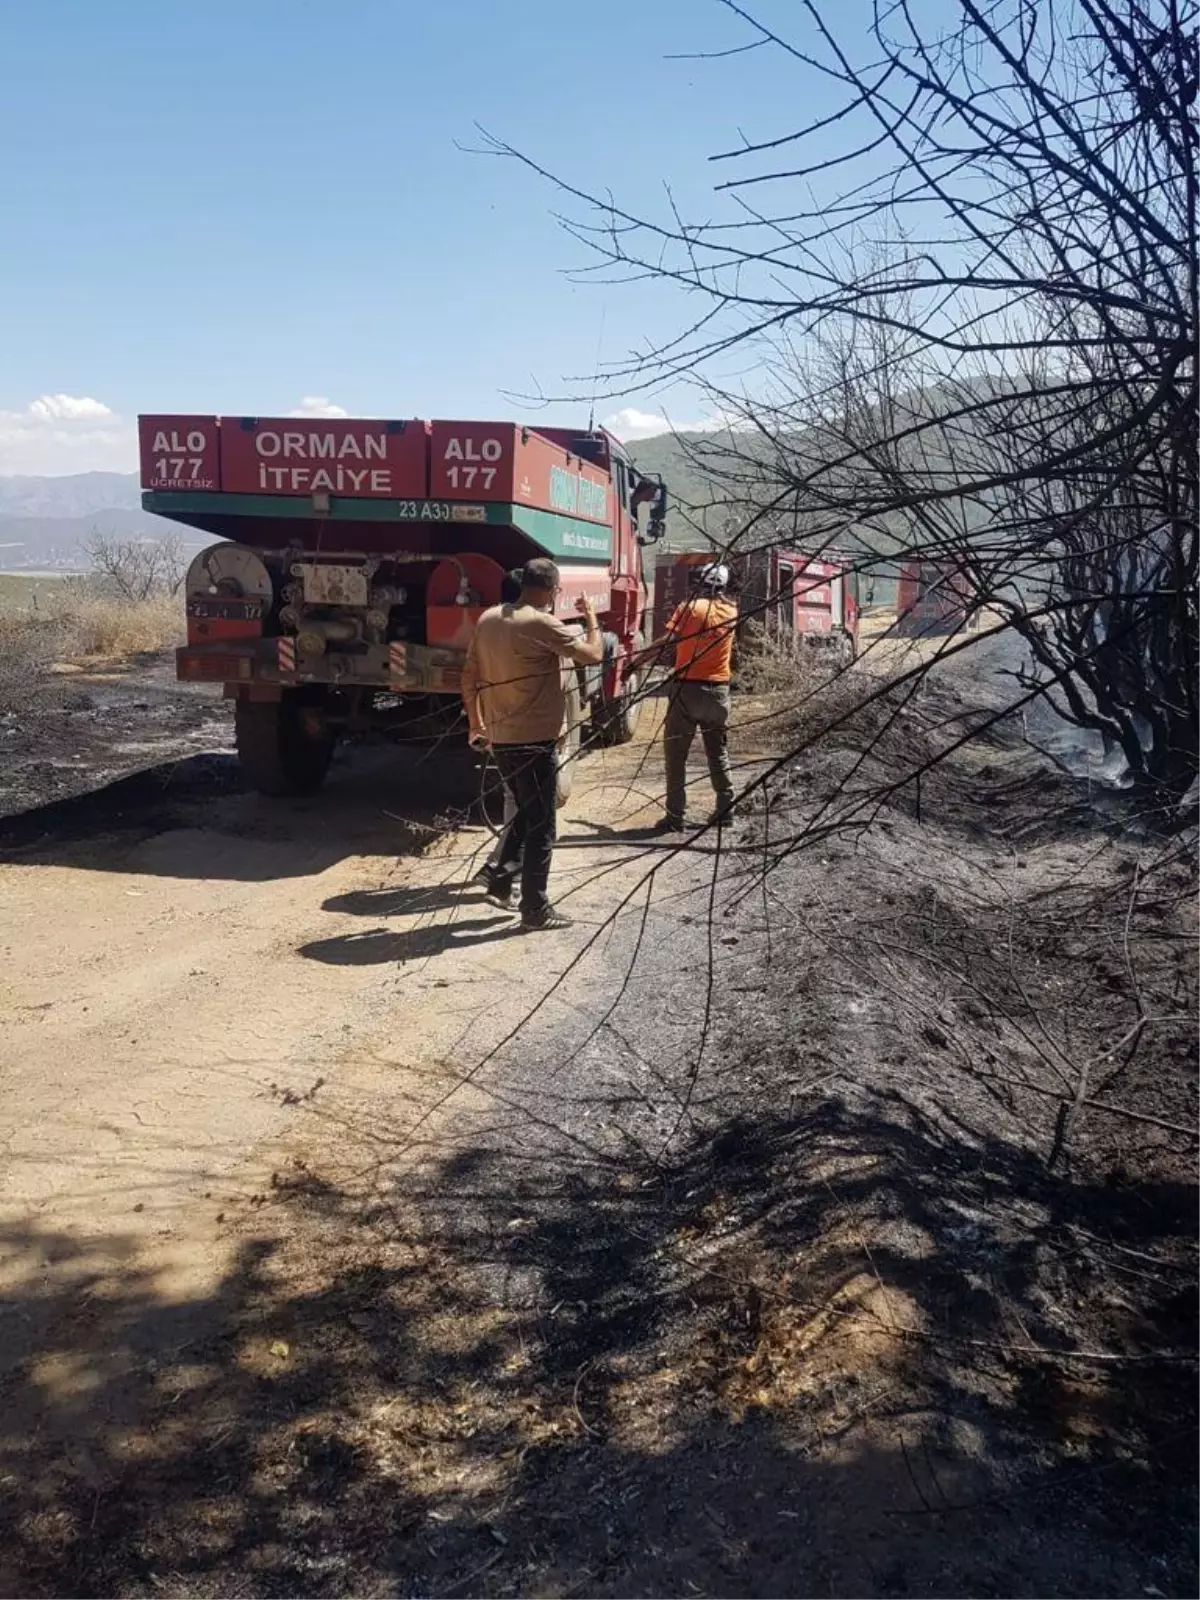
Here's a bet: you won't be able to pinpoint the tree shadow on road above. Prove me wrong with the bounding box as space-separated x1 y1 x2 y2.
2 1084 1194 1599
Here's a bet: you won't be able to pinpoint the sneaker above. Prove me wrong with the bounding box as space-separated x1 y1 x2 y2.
521 907 574 932
650 815 685 835
473 863 512 904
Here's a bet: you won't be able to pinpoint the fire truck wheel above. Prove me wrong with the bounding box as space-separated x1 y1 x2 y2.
596 644 644 746
235 693 335 797
555 676 584 807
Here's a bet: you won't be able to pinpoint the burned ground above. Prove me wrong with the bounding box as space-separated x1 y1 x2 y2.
1 668 1195 1598
0 654 230 821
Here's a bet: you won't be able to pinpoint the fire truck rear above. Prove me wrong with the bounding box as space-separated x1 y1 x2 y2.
139 415 665 796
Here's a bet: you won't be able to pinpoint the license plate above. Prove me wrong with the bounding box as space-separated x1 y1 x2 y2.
187 598 265 621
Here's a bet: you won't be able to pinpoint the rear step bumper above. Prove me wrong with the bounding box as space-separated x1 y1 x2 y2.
177 639 465 695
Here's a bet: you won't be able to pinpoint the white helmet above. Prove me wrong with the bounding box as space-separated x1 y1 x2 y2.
697 562 729 590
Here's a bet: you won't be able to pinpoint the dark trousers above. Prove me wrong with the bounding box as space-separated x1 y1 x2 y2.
484 782 520 874
664 681 734 822
491 741 558 917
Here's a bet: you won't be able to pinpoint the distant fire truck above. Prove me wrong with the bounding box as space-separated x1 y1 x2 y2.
653 546 860 664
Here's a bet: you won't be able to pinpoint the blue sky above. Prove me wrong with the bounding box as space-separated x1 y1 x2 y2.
0 0 846 475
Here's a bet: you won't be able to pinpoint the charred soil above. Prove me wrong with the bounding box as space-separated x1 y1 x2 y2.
0 652 229 821
1 666 1195 1598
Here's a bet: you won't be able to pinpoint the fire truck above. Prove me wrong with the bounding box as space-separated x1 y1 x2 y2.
139 415 665 797
895 558 976 636
653 546 860 664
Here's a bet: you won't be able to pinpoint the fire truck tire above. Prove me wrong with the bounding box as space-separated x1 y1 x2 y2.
555 676 584 807
595 640 644 746
235 693 334 797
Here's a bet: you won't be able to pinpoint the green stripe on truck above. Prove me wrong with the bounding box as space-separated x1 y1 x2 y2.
142 491 613 564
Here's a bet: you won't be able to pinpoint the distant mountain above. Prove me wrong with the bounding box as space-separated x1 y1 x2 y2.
0 453 714 572
0 510 195 571
0 471 200 571
627 379 1013 573
0 410 958 578
0 471 141 519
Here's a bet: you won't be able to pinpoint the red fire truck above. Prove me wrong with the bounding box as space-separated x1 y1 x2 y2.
653 546 860 665
139 415 665 796
895 558 976 636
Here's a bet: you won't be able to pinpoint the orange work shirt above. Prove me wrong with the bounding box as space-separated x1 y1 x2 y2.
667 596 739 682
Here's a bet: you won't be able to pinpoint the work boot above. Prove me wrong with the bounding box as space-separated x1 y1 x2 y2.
708 801 738 826
521 907 573 932
650 815 685 835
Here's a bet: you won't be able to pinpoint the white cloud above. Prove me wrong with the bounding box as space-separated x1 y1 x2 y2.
602 406 729 442
288 396 350 418
0 394 134 476
602 408 675 442
27 393 115 423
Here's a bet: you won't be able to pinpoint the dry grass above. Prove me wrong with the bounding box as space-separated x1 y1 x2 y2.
0 573 75 614
0 584 183 709
0 614 65 693
47 587 183 658
736 626 854 696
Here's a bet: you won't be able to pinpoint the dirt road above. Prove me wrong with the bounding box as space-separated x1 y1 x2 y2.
0 716 678 1301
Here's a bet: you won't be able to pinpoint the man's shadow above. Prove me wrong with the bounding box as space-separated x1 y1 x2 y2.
323 884 492 918
299 914 522 966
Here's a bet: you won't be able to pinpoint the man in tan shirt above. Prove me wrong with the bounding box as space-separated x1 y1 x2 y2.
461 557 602 930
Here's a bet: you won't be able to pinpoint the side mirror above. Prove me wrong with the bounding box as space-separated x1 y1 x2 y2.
638 481 667 545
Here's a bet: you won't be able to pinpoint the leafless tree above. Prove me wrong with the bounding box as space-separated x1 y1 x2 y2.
488 0 1198 809
84 531 188 603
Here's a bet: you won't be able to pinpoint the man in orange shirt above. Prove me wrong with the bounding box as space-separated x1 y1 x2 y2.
639 561 739 832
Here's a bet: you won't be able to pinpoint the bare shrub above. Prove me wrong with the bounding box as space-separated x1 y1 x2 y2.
492 0 1197 812
83 532 188 602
